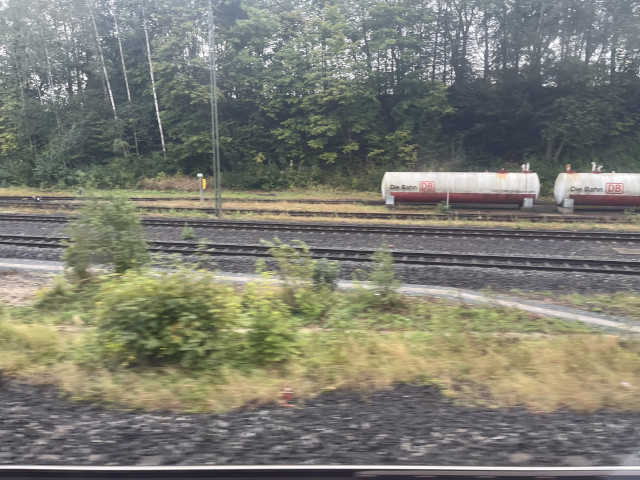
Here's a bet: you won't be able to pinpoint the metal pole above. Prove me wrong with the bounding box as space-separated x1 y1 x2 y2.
208 2 222 217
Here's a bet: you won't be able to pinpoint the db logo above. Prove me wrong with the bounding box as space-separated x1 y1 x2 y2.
606 183 624 194
420 181 436 192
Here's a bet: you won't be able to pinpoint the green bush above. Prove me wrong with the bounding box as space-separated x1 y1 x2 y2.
436 201 451 214
368 248 403 308
260 239 340 322
244 290 299 365
260 238 313 304
93 270 241 368
294 288 334 323
181 224 196 240
63 195 149 280
311 258 340 291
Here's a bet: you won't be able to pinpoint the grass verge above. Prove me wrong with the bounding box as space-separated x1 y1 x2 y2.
4 271 639 414
508 290 640 321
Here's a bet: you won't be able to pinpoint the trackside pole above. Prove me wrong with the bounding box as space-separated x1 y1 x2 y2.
197 173 204 204
208 3 222 218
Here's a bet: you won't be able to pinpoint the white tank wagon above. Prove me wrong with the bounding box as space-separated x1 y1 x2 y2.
554 163 640 207
381 166 540 206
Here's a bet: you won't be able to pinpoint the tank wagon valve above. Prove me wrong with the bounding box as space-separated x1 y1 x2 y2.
520 163 531 173
591 162 604 173
282 388 294 407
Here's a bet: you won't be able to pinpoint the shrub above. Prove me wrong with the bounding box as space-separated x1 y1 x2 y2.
181 224 196 240
368 248 402 307
260 238 313 301
436 201 451 214
93 270 241 368
260 239 339 322
244 289 299 365
63 195 149 281
311 258 340 291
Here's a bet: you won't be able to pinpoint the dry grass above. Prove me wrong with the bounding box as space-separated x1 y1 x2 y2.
137 199 384 213
0 186 77 197
139 175 203 192
24 332 640 413
2 291 640 413
137 178 380 201
0 312 62 372
507 291 640 321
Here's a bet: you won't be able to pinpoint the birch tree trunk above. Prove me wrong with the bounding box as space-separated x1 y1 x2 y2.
111 2 139 156
87 1 118 122
43 43 62 131
141 3 166 154
88 0 129 157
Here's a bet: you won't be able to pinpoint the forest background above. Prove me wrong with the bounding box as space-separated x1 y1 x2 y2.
1 0 639 192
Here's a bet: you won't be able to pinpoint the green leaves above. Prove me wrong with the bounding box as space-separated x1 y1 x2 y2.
94 270 242 368
244 289 300 365
63 195 149 280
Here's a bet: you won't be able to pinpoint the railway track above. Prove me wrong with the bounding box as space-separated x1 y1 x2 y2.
0 201 631 224
2 234 639 275
1 213 639 241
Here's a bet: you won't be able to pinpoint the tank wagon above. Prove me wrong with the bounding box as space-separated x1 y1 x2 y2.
381 164 540 206
554 163 640 207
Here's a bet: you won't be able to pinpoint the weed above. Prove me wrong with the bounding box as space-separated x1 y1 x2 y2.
368 247 402 307
244 289 300 365
181 224 196 240
311 258 341 291
436 201 451 214
261 238 313 294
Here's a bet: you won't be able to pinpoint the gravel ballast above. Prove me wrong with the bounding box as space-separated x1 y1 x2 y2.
0 245 638 294
2 382 640 467
1 219 637 259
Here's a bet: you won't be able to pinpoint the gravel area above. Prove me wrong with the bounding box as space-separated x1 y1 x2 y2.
1 382 640 466
1 219 637 259
1 219 640 293
0 270 53 305
145 227 639 260
1 247 639 294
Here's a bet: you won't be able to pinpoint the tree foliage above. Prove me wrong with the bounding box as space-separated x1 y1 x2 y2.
2 0 640 190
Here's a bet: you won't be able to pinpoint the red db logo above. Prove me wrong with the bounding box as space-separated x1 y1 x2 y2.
606 183 624 194
420 181 436 192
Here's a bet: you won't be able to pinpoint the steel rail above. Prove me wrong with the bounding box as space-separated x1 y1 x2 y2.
0 200 627 223
1 235 638 275
0 213 639 241
1 465 640 480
